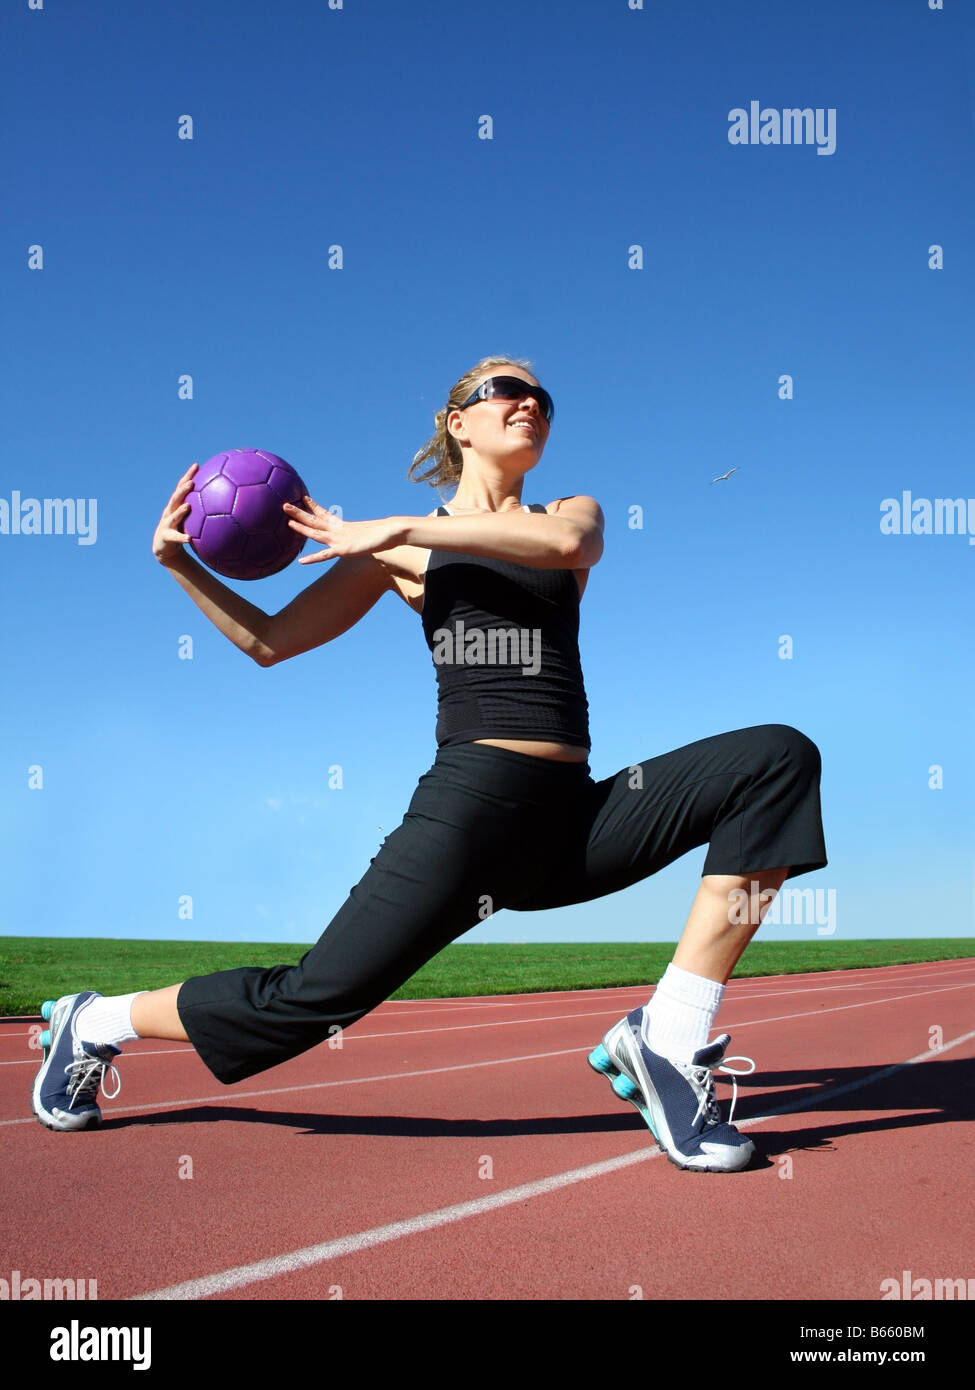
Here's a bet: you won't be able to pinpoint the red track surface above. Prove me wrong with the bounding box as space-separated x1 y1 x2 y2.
1 959 973 1301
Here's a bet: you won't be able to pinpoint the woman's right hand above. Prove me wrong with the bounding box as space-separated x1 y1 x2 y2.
152 463 198 567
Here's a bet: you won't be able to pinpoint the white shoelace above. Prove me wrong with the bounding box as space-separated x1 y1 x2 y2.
66 1053 122 1110
683 1053 756 1128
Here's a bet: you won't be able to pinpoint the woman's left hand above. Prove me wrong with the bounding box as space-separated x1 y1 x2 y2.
284 497 403 563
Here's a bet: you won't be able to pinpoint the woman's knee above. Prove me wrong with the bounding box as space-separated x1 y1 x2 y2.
750 723 822 779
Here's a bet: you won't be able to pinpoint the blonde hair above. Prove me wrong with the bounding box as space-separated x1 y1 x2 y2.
408 355 538 493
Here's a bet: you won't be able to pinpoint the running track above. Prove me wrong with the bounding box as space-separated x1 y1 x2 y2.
1 959 973 1301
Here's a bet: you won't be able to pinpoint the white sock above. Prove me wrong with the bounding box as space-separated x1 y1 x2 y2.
74 992 147 1050
641 963 724 1064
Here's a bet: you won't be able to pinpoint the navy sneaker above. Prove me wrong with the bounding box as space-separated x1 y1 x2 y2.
32 992 121 1132
589 1008 756 1172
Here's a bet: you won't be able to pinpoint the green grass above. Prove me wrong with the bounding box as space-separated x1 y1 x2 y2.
0 936 972 1017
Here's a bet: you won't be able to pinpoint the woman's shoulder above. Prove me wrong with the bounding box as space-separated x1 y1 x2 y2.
543 496 603 590
543 494 602 518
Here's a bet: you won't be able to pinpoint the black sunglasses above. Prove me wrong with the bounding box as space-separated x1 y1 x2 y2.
456 375 554 425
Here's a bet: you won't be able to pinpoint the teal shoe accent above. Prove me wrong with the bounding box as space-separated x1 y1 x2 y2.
587 1045 615 1076
612 1073 639 1102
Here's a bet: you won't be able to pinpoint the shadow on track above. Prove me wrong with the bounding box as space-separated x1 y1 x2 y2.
99 1054 975 1161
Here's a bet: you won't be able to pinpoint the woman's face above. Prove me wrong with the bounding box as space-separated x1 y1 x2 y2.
448 367 551 464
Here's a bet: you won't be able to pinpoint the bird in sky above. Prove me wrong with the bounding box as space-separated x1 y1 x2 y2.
711 467 740 484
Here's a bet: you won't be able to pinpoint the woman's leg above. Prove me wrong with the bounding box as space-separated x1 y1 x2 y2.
38 743 590 1117
578 724 824 899
168 745 552 1084
641 866 788 1080
674 866 790 982
131 985 187 1041
516 722 826 1171
126 765 795 1044
34 744 570 1128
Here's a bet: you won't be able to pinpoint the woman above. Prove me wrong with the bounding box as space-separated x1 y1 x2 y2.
32 355 827 1173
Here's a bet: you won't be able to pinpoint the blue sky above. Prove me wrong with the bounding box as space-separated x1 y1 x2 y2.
3 0 973 951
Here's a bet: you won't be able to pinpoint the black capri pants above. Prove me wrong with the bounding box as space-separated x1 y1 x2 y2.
178 723 826 1084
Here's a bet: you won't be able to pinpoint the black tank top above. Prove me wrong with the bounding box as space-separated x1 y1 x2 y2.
420 503 591 750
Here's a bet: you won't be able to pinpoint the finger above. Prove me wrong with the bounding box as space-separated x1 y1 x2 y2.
283 501 321 523
300 496 333 522
167 479 196 510
297 547 334 564
305 496 337 522
286 518 325 539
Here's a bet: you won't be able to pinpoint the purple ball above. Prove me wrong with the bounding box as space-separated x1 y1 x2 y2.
184 449 308 580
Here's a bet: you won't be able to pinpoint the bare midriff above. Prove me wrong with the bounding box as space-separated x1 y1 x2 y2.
470 737 589 762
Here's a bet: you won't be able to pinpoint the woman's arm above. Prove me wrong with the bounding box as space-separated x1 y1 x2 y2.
161 550 390 667
257 554 391 665
286 494 605 570
153 465 274 662
161 549 274 662
398 495 604 568
154 465 390 665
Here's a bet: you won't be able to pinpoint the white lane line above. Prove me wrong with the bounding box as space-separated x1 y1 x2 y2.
0 986 651 1032
132 1146 663 1300
380 963 975 1007
0 973 938 1067
3 962 973 1062
6 974 968 1071
3 980 972 1124
386 988 650 1009
723 981 974 1032
319 980 975 1045
749 1026 975 1120
300 978 974 1054
132 1025 975 1301
0 1046 195 1068
736 961 975 981
0 1047 589 1127
0 1009 643 1069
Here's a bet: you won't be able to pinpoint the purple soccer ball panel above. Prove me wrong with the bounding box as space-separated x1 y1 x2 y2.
241 532 285 574
233 482 283 534
222 450 275 487
199 473 238 516
198 514 247 561
183 491 205 540
266 464 308 503
196 453 232 484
